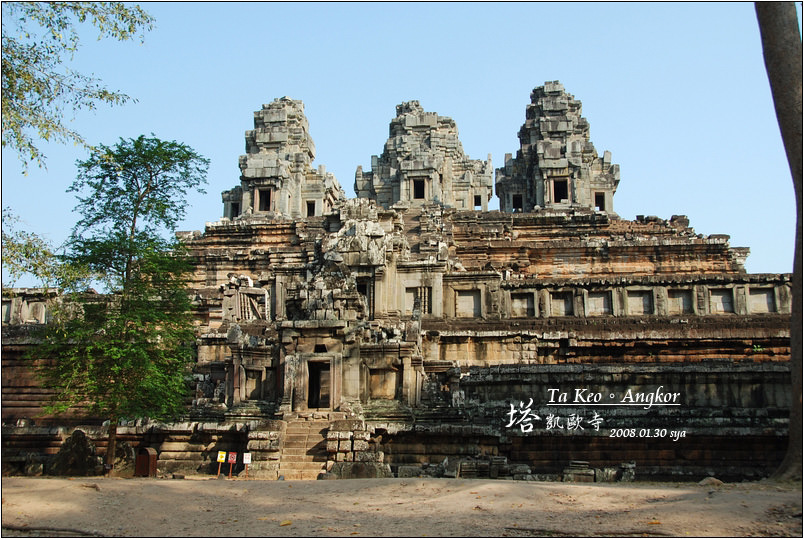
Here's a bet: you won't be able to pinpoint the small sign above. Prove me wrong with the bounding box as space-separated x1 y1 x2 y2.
217 451 227 463
242 453 251 465
227 452 237 464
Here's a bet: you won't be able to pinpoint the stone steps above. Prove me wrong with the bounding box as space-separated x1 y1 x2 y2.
278 419 329 480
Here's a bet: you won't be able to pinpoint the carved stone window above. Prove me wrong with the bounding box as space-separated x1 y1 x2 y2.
668 289 694 314
709 289 734 314
627 291 654 315
511 293 535 317
406 286 432 315
587 291 612 316
456 289 481 318
223 283 270 322
749 288 776 313
357 278 375 320
550 291 573 316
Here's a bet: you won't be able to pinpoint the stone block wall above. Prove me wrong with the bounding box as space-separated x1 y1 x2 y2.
325 419 392 478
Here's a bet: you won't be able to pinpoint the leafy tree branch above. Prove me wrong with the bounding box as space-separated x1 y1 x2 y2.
1 2 154 171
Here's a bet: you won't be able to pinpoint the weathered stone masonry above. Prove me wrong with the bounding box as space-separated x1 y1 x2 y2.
2 82 792 480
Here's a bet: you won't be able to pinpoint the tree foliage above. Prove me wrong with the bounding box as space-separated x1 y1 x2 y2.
1 206 88 291
37 135 208 471
65 135 208 288
1 2 154 171
2 207 57 288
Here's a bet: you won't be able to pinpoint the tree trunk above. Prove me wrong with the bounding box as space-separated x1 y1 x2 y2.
755 1 803 481
106 416 118 477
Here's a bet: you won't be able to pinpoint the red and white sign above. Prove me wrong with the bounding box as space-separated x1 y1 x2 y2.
227 452 237 464
242 453 252 465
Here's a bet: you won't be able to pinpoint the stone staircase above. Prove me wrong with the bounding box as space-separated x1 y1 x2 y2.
278 419 329 480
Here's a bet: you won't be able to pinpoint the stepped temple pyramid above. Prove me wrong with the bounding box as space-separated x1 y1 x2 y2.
3 82 792 481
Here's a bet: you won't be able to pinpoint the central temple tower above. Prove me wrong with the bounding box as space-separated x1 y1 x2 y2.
355 101 493 210
496 81 620 213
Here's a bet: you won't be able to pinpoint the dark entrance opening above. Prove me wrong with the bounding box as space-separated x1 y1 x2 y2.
554 180 568 202
306 201 316 217
512 194 523 212
413 179 425 199
594 192 606 211
474 195 482 209
231 202 240 217
308 362 330 409
258 189 271 212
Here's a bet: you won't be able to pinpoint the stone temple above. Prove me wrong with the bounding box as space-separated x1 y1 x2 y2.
2 82 792 481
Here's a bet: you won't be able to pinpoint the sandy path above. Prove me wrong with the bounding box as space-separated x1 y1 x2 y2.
2 477 801 537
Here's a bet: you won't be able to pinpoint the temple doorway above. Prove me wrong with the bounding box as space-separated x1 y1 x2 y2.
308 362 331 409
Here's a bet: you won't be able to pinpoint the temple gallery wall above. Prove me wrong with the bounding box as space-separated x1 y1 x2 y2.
2 82 792 481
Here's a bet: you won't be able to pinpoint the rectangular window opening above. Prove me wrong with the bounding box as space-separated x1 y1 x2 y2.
231 202 240 217
474 195 482 210
357 278 375 320
512 194 523 212
306 200 316 217
258 189 271 212
406 286 432 315
594 192 606 211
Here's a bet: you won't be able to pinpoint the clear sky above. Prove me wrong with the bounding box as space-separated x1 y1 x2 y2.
2 2 799 286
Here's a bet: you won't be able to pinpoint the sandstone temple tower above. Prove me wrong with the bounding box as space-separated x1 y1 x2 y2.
222 97 344 221
355 100 493 210
2 83 792 482
496 81 620 213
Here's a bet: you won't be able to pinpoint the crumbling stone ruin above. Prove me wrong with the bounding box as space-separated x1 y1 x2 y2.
2 83 793 481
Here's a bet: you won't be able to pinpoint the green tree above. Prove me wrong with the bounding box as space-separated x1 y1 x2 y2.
756 1 802 481
2 206 58 288
37 135 208 473
2 206 89 291
2 2 154 170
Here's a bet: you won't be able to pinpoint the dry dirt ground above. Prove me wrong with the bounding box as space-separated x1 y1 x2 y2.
1 476 801 537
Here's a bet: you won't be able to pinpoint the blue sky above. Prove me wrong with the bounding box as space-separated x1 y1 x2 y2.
2 2 799 285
